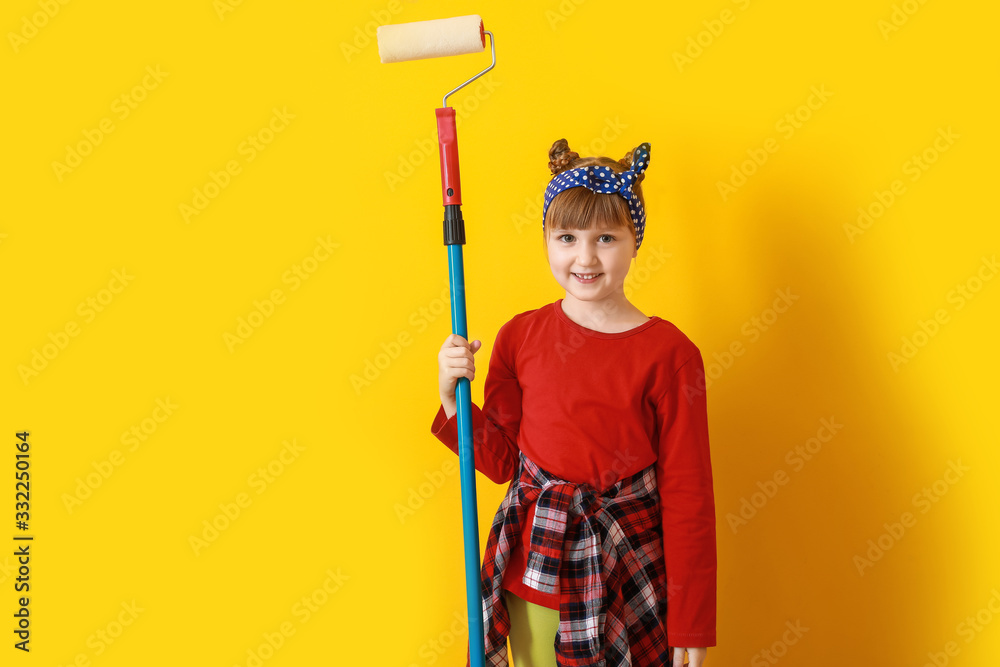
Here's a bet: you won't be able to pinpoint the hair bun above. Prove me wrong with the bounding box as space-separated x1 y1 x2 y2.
548 138 580 175
620 144 647 185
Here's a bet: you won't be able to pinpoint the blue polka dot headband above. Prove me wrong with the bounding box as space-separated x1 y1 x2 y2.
542 142 651 250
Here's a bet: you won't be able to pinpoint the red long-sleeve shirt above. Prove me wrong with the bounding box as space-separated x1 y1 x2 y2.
431 298 717 647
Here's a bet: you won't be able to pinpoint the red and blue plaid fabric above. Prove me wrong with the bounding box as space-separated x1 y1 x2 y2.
467 449 673 666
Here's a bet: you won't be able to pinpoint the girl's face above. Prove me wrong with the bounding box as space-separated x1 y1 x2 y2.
545 220 637 306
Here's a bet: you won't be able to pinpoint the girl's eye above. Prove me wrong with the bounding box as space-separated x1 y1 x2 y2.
555 233 614 243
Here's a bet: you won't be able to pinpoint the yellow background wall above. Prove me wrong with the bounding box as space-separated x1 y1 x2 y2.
2 0 997 665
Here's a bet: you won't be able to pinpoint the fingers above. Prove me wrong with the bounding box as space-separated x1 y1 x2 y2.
439 335 482 367
440 334 481 351
438 334 481 384
441 353 475 377
674 647 706 667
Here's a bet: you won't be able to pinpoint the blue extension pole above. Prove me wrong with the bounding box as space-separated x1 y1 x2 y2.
447 243 485 667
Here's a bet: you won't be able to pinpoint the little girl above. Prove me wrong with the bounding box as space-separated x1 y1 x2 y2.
432 138 716 667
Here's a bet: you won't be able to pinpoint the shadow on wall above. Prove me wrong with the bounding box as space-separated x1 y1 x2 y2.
694 161 954 665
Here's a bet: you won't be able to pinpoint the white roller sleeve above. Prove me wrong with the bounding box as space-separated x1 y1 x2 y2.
377 14 484 63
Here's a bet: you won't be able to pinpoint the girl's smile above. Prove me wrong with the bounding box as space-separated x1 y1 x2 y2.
548 226 634 289
546 223 640 328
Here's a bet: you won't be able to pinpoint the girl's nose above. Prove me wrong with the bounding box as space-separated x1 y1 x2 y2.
577 242 598 265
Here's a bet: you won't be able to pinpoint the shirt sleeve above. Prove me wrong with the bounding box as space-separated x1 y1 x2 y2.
430 321 522 485
655 350 717 647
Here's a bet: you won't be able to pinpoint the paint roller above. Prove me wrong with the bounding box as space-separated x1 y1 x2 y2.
377 16 495 667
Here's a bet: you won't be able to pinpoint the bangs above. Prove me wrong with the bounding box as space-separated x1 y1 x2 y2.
545 187 634 235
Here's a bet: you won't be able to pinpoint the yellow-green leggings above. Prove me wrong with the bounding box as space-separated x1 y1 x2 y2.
504 590 560 667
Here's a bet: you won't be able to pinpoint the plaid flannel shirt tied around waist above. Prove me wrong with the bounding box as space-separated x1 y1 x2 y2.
472 449 673 667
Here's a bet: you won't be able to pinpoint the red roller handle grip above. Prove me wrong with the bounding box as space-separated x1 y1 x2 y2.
436 107 461 206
